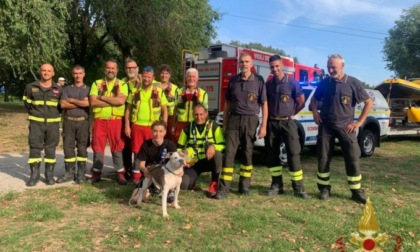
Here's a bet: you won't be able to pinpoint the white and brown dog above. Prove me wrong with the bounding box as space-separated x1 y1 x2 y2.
130 151 185 217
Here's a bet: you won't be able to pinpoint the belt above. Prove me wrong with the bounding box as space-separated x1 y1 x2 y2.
270 116 294 120
96 116 123 120
65 116 87 121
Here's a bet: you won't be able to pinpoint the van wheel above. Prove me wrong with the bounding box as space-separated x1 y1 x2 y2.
359 129 376 157
279 141 288 167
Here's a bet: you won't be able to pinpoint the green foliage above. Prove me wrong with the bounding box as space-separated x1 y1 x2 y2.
94 0 220 83
383 4 420 78
228 40 298 62
0 0 69 80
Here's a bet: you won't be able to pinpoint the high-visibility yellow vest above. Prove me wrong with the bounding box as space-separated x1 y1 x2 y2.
175 87 208 122
177 120 225 160
90 78 128 119
127 85 168 126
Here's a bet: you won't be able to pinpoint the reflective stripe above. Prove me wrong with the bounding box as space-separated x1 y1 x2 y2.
76 157 88 162
240 164 252 170
347 175 362 182
28 158 42 164
269 166 282 176
289 170 303 181
269 166 282 172
25 99 58 107
317 179 330 185
45 101 58 106
271 171 282 176
220 174 233 181
222 167 234 173
44 158 56 163
317 172 330 178
240 171 252 178
29 115 61 122
65 157 77 162
349 183 361 189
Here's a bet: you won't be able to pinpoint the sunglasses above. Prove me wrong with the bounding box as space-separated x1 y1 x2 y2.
143 66 154 73
328 54 343 59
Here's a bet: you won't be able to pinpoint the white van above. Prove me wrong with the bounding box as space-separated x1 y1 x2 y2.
216 86 390 163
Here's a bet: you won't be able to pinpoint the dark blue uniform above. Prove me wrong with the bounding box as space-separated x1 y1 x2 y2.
57 84 90 184
23 81 62 186
219 73 266 194
313 75 369 197
265 75 307 197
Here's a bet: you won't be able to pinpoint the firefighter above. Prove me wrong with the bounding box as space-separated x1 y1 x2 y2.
155 64 178 143
121 58 142 181
56 65 90 184
23 63 62 186
89 59 129 185
310 54 373 204
264 55 308 199
177 104 225 197
172 68 208 142
215 53 268 199
125 66 168 184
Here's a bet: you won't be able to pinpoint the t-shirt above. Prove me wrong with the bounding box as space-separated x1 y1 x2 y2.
226 73 266 115
266 75 303 117
136 139 176 166
313 74 370 130
61 84 90 118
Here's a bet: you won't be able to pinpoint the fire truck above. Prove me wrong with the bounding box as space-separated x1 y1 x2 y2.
184 44 324 116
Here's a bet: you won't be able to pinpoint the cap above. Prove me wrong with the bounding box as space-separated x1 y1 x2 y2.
58 77 65 81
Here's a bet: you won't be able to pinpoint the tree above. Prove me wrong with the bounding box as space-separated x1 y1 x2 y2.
383 4 420 79
0 0 69 101
95 0 219 83
228 40 298 62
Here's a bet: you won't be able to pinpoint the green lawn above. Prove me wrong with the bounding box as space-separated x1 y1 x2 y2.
0 138 419 251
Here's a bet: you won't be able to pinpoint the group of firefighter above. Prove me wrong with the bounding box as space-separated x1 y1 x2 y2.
23 52 372 204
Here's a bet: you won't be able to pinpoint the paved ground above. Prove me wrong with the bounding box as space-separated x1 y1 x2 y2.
0 147 117 193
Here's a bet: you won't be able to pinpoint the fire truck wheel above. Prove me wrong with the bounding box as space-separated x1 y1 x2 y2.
359 129 376 157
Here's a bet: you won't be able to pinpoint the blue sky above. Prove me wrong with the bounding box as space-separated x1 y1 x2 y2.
209 0 419 86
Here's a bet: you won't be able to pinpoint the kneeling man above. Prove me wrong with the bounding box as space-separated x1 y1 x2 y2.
177 104 225 196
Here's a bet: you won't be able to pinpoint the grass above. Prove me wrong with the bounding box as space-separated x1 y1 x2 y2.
0 138 419 251
0 110 418 251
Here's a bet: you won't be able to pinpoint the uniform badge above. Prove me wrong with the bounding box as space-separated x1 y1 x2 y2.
32 87 39 93
248 92 257 102
341 96 350 105
281 95 289 102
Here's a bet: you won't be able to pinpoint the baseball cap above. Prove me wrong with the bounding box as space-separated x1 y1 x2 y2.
58 77 65 81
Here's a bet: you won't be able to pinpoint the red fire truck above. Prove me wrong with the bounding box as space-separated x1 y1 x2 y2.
184 44 324 115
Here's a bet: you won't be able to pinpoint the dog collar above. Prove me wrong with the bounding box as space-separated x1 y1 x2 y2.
163 164 181 176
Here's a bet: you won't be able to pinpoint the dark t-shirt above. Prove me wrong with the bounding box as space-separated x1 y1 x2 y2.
313 75 369 130
266 75 303 117
61 84 90 118
226 73 266 115
136 139 176 166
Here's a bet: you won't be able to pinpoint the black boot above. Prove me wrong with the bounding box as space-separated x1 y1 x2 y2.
26 162 41 187
351 189 367 204
56 162 76 183
45 163 56 185
238 176 251 195
292 180 308 199
265 176 284 196
75 161 87 184
215 179 231 199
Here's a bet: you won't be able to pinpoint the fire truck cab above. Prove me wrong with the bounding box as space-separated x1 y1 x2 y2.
191 44 322 116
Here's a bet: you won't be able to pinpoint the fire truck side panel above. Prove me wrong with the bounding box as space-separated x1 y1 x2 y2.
220 58 238 111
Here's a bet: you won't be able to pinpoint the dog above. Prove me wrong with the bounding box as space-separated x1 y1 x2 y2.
130 151 185 217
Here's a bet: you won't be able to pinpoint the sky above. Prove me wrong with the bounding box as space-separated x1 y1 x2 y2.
208 0 419 86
